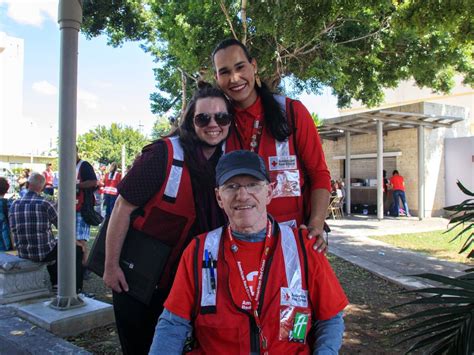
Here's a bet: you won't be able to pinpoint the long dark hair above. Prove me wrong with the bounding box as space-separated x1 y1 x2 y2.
212 38 290 141
173 82 234 183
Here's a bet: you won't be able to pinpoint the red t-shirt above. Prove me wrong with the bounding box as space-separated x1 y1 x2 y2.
165 230 348 322
390 175 405 191
233 97 331 192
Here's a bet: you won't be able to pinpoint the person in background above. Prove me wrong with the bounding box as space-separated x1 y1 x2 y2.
9 173 84 292
211 39 330 252
17 168 31 198
389 170 411 217
42 163 55 196
150 150 347 354
103 162 122 218
103 84 232 355
0 177 14 251
76 149 98 266
331 181 343 198
94 163 105 216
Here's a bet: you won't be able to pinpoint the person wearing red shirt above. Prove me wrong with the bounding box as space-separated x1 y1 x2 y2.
42 163 54 196
389 170 411 217
211 39 331 253
150 151 347 354
103 162 122 217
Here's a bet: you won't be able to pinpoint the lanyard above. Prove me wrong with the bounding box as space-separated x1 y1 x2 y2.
249 118 263 153
227 219 273 352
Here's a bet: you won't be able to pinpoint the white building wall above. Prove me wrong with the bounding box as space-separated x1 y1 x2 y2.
0 32 24 154
445 137 474 206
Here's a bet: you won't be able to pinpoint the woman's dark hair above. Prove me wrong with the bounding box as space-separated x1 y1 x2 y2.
393 170 399 175
175 82 234 183
0 177 10 195
212 38 291 141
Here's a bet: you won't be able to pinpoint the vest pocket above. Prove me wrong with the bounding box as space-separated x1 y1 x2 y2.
140 208 187 246
195 325 242 354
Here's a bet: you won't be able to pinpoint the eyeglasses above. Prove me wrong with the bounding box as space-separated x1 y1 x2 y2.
194 112 232 128
220 182 267 195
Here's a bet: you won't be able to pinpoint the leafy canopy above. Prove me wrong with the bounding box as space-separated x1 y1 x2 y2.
82 0 473 115
77 123 149 167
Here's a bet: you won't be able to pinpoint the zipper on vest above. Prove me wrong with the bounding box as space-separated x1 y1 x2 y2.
249 316 260 354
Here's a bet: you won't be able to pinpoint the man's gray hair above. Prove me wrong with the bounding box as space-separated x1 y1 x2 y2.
28 172 46 190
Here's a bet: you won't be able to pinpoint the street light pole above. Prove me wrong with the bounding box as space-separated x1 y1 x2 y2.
50 0 84 309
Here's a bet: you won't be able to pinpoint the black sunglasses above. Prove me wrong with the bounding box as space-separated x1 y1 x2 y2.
194 112 232 128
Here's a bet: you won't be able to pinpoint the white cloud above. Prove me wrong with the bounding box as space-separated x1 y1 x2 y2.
78 89 99 109
0 0 58 27
32 80 58 95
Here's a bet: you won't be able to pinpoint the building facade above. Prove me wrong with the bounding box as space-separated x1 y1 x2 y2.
321 76 473 217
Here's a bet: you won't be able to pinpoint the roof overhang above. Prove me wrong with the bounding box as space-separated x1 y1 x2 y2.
319 102 465 141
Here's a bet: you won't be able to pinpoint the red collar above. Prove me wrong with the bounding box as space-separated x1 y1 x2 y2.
234 95 263 119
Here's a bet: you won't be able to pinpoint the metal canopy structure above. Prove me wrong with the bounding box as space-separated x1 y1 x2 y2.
318 103 465 220
318 109 464 141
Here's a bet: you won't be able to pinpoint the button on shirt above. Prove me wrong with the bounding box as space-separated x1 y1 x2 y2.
9 191 58 261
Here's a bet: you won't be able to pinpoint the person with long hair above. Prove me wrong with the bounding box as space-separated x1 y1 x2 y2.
212 39 331 250
103 84 233 355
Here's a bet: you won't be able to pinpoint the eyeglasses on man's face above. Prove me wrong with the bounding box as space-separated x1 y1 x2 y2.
220 181 267 195
194 112 232 128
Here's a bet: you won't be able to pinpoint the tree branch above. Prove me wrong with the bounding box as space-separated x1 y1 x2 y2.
241 0 248 45
220 0 238 40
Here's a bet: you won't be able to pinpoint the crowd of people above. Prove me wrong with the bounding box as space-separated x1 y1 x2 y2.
0 38 414 354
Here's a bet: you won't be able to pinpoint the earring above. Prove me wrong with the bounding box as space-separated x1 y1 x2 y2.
255 72 262 88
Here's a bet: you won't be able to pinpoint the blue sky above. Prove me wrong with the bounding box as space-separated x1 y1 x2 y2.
0 0 338 144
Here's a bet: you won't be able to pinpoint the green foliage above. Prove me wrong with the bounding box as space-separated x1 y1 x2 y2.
81 1 473 115
445 181 474 258
150 116 173 140
77 123 149 167
393 181 474 354
311 112 323 127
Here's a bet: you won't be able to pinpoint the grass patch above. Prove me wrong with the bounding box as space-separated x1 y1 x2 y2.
369 226 473 264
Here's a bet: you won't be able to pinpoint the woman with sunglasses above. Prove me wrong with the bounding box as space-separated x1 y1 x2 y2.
212 39 332 251
103 83 233 355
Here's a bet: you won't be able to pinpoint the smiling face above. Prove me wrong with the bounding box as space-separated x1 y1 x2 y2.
193 97 231 157
215 174 272 234
213 45 258 109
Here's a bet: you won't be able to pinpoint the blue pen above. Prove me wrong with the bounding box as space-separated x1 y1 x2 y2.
209 252 216 292
204 249 213 294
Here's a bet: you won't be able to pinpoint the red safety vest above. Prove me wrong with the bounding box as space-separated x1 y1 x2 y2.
225 95 308 227
103 172 121 196
132 136 196 289
191 224 311 354
43 170 54 187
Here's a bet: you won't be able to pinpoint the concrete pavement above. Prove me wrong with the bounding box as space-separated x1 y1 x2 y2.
327 215 472 289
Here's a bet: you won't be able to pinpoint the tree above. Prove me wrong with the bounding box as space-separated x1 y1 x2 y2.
311 112 323 127
82 1 473 115
150 116 173 141
77 123 149 167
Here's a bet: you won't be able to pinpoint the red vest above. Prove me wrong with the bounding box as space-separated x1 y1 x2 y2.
191 224 311 354
132 136 196 289
43 170 54 187
225 96 308 227
103 172 121 195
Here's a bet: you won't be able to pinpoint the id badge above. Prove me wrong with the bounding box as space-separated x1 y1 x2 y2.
279 288 311 343
270 170 301 198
